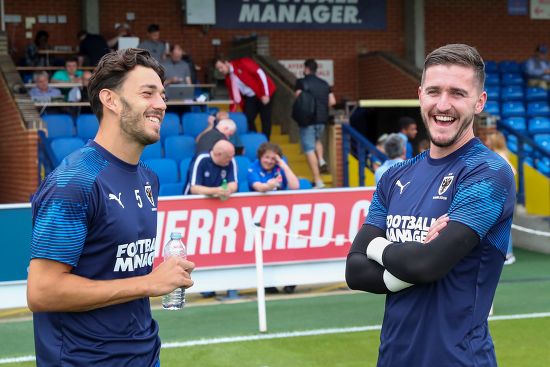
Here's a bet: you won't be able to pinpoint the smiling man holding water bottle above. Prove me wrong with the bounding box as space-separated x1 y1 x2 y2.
27 48 195 367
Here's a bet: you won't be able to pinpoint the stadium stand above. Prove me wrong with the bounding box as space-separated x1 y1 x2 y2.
160 112 181 145
164 135 196 163
528 117 550 135
144 158 179 184
141 140 163 160
525 87 547 102
240 133 268 162
501 101 526 118
299 178 313 189
484 101 500 115
526 102 550 118
182 112 210 138
159 182 185 196
179 157 192 187
75 114 99 141
485 73 500 86
234 155 251 192
229 112 249 135
50 137 85 165
500 86 524 101
498 60 522 73
42 114 74 139
502 117 527 134
501 72 523 86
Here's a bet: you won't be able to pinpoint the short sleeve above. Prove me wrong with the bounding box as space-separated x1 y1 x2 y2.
247 162 263 189
365 173 389 230
31 173 94 267
227 160 237 183
448 163 515 241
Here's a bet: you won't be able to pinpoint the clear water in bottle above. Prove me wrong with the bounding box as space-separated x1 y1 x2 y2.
162 232 187 310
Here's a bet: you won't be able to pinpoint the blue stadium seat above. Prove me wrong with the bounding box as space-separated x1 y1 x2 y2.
160 112 181 145
229 112 248 135
179 157 192 186
484 60 498 73
75 114 99 141
144 158 179 184
141 141 163 160
485 73 500 86
500 101 525 118
501 73 523 86
525 87 548 102
536 157 550 176
234 155 251 192
50 137 85 165
182 112 210 138
498 60 521 73
159 182 185 196
500 86 524 101
534 134 550 153
502 117 527 133
528 117 550 135
42 114 74 139
506 134 518 153
526 102 550 118
164 135 196 163
483 101 500 115
484 86 500 101
240 133 268 162
299 178 313 190
204 106 220 115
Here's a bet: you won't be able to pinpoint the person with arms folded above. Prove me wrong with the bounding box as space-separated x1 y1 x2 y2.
27 48 195 367
345 44 515 367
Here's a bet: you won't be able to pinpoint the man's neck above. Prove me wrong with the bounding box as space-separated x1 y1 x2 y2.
94 117 144 165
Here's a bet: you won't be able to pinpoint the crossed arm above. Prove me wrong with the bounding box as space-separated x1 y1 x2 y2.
345 220 479 294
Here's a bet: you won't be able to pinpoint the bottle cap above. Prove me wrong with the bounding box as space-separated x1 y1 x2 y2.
170 232 183 240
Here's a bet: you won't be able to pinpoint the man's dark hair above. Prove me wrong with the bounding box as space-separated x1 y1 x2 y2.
304 59 318 73
257 142 283 160
77 30 87 39
384 133 405 159
88 48 165 121
422 44 485 91
399 116 416 131
66 56 79 64
35 30 49 45
214 55 229 64
147 24 160 33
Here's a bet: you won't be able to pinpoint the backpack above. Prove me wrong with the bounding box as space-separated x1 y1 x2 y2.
292 80 316 127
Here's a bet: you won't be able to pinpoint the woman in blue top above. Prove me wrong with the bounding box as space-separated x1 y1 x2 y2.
248 142 300 192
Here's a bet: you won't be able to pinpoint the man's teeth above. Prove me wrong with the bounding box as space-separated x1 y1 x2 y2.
435 116 454 122
147 116 160 124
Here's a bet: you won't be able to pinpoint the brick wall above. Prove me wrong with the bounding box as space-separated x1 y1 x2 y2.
358 55 419 99
0 75 38 203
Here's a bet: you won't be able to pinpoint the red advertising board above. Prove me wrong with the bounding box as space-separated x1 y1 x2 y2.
155 187 374 269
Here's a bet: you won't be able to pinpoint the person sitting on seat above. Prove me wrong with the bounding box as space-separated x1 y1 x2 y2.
29 71 62 102
247 142 299 192
161 44 192 86
525 44 550 90
51 57 83 83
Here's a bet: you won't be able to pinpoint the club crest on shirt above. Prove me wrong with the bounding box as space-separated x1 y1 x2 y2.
144 185 155 207
438 175 454 196
221 170 227 179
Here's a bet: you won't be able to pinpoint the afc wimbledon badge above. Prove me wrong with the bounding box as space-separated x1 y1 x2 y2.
144 185 155 207
438 175 454 196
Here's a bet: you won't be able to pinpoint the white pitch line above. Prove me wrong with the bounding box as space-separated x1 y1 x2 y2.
2 311 550 365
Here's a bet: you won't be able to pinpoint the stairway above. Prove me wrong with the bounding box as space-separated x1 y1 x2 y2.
269 124 333 187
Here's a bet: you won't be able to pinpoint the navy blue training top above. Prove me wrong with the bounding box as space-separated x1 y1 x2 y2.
366 138 515 367
30 140 161 367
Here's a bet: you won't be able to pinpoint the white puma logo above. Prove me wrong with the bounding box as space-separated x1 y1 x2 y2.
108 193 124 208
395 180 411 195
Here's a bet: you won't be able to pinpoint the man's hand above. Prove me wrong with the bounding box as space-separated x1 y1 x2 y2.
260 95 270 105
423 214 449 244
146 257 195 297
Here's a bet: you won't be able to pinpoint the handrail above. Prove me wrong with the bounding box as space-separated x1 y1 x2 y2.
341 123 387 187
498 122 550 204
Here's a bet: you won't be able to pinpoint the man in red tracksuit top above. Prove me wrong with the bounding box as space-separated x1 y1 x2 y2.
215 57 276 140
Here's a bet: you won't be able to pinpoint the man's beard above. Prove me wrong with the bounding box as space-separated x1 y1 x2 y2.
423 113 474 148
120 97 159 146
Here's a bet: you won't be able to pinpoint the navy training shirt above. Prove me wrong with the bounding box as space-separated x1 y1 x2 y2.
185 153 237 194
365 138 515 367
31 140 161 366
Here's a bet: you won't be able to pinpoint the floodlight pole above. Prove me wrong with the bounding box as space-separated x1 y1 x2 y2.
254 223 267 333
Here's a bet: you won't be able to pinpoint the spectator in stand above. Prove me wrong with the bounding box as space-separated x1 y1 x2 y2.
107 23 132 50
398 116 418 159
295 59 336 188
25 30 51 67
196 117 237 153
51 57 83 83
29 71 62 102
485 131 517 265
525 44 550 90
248 142 300 192
215 56 276 139
374 133 406 184
68 71 92 102
417 138 430 153
248 142 299 294
371 133 389 171
182 49 200 84
161 44 192 86
185 139 238 198
77 30 109 66
137 24 168 62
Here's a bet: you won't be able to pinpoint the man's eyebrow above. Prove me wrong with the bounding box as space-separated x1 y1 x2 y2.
140 84 165 94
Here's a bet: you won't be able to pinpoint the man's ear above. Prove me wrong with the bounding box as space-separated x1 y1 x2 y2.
98 89 119 115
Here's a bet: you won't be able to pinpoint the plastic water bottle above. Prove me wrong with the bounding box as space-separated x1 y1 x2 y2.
162 232 187 310
220 178 229 201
